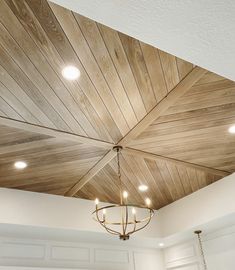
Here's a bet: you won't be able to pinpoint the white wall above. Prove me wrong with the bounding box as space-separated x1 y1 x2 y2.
163 225 235 270
0 236 164 270
50 0 235 82
0 174 235 269
0 188 161 240
158 173 235 237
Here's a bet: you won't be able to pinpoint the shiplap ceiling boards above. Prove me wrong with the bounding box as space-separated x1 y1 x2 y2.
0 0 234 209
50 0 235 82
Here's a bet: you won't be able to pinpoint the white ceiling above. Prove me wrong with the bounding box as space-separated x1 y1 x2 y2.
50 0 235 81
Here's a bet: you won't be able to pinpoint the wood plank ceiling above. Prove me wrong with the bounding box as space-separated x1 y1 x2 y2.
0 0 234 209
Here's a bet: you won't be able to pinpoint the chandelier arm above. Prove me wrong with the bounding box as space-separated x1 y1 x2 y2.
98 216 121 235
94 209 121 236
121 206 125 236
128 209 154 235
93 205 154 225
128 217 137 236
95 206 105 224
103 225 120 236
123 205 128 235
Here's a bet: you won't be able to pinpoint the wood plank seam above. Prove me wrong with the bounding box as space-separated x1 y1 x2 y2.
64 149 117 196
0 116 114 149
64 66 214 196
123 148 230 177
118 66 207 146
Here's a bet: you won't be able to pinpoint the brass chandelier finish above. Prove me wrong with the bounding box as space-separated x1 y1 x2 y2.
195 230 208 270
92 146 154 240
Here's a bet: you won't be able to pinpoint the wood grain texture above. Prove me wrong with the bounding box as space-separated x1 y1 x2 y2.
65 150 117 196
119 66 207 146
76 152 222 209
0 0 233 209
130 73 235 172
0 116 114 149
0 125 107 195
124 148 229 177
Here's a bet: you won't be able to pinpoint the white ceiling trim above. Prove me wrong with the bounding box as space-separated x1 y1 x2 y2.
50 0 235 81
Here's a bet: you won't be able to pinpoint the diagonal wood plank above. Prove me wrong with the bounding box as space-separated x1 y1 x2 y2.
65 66 208 196
123 148 230 177
0 116 114 149
0 137 56 155
64 149 117 196
118 66 207 146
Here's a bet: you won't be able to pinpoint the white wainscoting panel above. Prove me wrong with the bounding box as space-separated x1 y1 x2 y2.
163 225 235 270
134 251 164 270
94 248 129 263
51 246 90 262
164 242 199 269
0 237 163 270
0 242 45 259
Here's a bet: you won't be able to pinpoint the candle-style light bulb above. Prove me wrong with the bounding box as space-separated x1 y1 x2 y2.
145 198 151 207
132 208 136 222
123 191 128 199
102 208 106 220
95 198 99 205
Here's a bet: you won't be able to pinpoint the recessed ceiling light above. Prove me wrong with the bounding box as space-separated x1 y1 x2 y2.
62 65 80 80
138 184 148 191
228 125 235 134
14 161 27 169
159 243 164 247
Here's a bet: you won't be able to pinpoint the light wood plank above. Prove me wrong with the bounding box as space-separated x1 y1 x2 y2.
119 32 157 112
98 24 146 121
119 66 207 146
139 42 168 101
0 116 114 149
65 150 117 196
74 13 138 129
123 148 230 177
159 49 180 91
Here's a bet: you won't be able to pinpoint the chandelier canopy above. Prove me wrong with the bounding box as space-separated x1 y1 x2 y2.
92 146 154 240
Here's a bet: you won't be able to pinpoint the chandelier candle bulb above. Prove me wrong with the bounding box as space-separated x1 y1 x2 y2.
92 146 154 240
102 209 106 220
123 191 128 200
132 207 136 221
145 198 151 206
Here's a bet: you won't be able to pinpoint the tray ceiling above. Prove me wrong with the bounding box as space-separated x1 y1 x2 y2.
0 0 234 209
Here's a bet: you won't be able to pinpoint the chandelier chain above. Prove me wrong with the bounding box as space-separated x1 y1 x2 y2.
117 147 123 205
195 231 208 270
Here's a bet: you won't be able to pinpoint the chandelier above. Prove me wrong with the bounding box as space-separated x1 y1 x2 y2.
195 230 208 270
92 146 154 240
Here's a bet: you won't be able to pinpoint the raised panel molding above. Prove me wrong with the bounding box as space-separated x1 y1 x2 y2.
172 265 199 270
0 237 163 270
133 251 163 270
94 248 129 264
165 243 198 269
51 245 90 262
0 242 45 259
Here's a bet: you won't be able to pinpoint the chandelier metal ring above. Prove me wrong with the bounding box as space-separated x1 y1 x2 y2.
92 146 155 240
